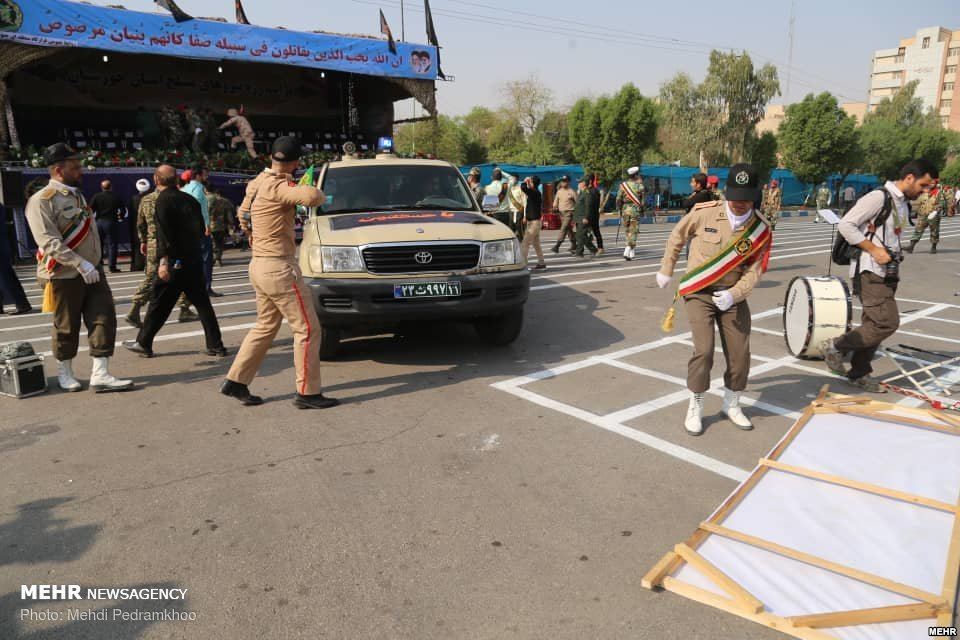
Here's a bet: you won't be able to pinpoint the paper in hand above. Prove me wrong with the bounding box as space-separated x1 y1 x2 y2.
817 209 841 225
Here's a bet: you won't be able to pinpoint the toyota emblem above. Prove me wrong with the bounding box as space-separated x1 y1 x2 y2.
414 251 433 265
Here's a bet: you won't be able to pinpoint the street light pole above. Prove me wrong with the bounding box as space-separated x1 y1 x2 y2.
401 0 405 41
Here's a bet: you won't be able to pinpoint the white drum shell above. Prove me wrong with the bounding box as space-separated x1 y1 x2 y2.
783 276 852 358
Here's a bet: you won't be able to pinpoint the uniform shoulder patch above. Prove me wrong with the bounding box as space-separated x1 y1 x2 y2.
692 201 720 212
38 187 57 201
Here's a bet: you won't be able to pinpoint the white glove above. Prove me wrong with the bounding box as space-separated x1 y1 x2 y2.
928 211 939 221
656 272 672 289
712 289 735 312
78 259 100 285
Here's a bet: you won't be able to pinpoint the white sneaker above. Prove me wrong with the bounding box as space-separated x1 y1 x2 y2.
89 357 134 393
623 246 631 260
628 247 636 260
685 393 704 436
723 388 754 431
57 359 82 392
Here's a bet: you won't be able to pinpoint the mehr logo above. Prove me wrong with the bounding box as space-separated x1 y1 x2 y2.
734 171 750 186
929 627 958 636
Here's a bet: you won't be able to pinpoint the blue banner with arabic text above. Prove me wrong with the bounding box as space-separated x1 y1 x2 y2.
0 0 438 81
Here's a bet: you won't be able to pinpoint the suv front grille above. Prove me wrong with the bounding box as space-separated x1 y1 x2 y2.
362 244 480 274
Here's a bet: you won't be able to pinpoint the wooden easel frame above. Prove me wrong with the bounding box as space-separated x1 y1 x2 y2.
642 386 960 639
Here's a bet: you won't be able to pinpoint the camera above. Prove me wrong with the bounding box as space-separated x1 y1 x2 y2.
883 247 903 284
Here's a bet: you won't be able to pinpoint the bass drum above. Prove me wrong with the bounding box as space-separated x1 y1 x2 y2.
783 275 852 358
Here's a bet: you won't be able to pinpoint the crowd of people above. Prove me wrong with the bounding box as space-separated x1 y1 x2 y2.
2 140 957 433
16 138 340 409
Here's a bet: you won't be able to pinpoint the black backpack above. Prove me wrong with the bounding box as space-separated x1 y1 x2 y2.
831 189 893 266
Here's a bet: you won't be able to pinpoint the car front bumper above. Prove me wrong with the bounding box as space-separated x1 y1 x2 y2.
306 270 531 327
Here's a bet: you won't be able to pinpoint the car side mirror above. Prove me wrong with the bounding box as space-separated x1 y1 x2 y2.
481 194 499 213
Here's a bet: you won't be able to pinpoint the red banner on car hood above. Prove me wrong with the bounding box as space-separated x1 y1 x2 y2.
328 211 490 230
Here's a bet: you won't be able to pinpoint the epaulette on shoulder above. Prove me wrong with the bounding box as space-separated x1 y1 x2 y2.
692 200 720 212
38 187 57 201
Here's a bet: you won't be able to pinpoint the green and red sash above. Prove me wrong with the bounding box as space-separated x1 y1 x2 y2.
619 182 644 209
678 215 771 296
37 215 93 274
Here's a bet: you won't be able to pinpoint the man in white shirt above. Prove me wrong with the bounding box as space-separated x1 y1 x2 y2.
821 159 939 392
842 184 856 212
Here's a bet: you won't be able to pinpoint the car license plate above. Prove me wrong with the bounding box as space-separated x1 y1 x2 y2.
393 281 462 299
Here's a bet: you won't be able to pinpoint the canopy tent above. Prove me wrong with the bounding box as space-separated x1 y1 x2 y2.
461 163 881 207
0 0 439 150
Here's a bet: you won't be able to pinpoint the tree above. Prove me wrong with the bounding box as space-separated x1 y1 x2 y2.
658 72 723 171
460 106 499 147
393 116 478 165
702 51 780 163
569 84 658 194
942 157 960 185
745 131 779 183
500 74 554 135
860 81 958 180
777 92 859 186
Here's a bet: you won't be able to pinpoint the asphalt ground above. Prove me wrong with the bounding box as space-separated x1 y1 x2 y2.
1 217 959 639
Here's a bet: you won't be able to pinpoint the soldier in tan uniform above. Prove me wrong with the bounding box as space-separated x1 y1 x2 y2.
657 163 771 436
221 137 339 409
24 144 133 393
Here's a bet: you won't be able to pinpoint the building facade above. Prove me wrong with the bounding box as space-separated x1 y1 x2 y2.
870 26 959 131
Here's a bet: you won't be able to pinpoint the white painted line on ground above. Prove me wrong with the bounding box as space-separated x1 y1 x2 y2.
496 383 750 483
36 321 269 358
0 297 259 331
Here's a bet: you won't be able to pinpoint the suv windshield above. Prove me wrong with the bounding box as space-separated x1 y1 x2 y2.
320 164 477 215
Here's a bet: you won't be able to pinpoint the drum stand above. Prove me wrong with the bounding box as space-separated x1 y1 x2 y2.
879 344 960 412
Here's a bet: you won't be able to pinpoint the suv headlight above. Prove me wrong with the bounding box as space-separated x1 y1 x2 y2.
319 246 364 273
481 239 519 267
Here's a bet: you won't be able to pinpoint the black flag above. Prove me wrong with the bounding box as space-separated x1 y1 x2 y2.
235 0 250 24
379 10 396 55
423 0 445 79
154 0 193 22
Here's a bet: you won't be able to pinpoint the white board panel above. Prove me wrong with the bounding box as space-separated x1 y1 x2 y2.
778 412 960 505
721 469 953 593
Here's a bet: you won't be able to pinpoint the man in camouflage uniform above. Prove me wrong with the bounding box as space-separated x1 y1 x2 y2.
814 182 831 223
616 166 645 261
159 106 185 149
207 188 236 267
125 187 194 328
761 179 782 229
906 184 942 254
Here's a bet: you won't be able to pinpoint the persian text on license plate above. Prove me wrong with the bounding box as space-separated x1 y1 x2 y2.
393 281 462 299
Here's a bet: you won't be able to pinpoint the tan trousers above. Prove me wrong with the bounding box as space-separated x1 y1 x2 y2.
520 220 545 266
684 291 751 393
227 257 324 395
553 211 576 250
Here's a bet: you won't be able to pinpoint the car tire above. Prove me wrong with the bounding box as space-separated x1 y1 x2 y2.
474 307 523 346
318 324 341 360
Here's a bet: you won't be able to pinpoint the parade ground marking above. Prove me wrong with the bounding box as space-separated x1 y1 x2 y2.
493 299 960 483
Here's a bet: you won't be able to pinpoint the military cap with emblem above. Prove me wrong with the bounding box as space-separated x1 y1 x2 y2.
42 143 82 167
271 136 303 162
725 163 761 202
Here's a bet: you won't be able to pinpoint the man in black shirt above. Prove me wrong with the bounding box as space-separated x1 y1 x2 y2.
123 165 225 358
519 176 546 270
683 173 714 213
586 176 604 254
88 180 125 272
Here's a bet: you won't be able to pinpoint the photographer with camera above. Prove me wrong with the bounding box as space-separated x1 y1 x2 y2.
821 159 939 392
